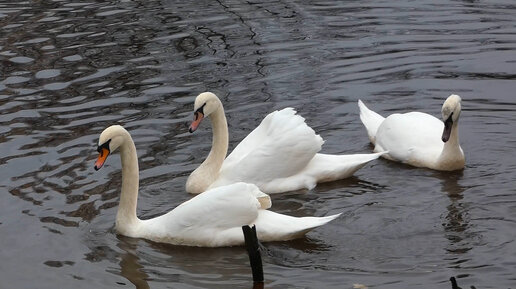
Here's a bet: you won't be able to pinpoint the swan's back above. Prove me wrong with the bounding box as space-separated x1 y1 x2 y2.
138 182 339 246
140 183 264 246
375 112 444 164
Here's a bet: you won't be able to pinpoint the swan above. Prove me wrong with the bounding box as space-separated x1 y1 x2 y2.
186 92 386 195
93 125 340 247
357 94 465 171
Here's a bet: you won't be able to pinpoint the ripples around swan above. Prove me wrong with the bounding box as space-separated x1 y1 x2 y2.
1 0 515 288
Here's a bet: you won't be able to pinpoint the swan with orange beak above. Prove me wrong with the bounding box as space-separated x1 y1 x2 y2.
94 140 111 170
189 103 205 133
91 125 341 247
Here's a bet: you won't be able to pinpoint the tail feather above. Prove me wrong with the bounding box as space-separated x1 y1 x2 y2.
255 211 341 241
358 100 385 145
304 152 386 183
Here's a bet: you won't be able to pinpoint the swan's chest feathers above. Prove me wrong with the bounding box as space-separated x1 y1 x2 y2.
116 218 143 239
434 146 465 170
434 156 465 171
186 165 220 194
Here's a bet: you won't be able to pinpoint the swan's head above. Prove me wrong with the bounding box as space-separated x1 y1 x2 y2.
441 94 462 142
94 125 128 170
189 92 222 133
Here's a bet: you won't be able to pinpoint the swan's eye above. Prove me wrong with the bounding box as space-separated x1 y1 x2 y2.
195 102 206 115
445 112 453 124
97 139 111 153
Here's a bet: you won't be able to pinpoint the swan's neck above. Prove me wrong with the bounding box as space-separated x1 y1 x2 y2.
443 123 460 151
188 106 228 193
116 133 141 235
438 122 464 168
204 107 229 174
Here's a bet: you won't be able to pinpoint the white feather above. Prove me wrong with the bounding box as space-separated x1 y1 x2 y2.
357 95 465 171
95 125 339 247
187 92 384 194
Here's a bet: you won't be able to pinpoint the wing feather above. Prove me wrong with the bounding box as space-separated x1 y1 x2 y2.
144 183 264 246
219 108 323 186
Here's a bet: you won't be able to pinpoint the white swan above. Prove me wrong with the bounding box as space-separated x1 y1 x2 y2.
358 94 465 171
185 92 385 195
93 125 340 247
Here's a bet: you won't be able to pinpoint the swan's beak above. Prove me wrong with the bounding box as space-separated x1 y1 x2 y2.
94 147 110 170
442 114 453 142
189 111 204 133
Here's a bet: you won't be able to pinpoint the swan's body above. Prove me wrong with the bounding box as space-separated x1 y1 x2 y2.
93 125 340 247
358 94 465 171
186 92 385 194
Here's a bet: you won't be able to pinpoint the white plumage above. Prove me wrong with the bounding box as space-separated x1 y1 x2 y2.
186 92 385 194
93 125 340 247
358 94 465 171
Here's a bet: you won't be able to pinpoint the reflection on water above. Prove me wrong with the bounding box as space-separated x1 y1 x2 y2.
1 0 516 288
439 171 472 255
117 238 150 289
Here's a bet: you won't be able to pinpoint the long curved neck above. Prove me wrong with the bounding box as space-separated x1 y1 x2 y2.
116 132 141 234
443 122 460 151
439 121 463 167
201 106 229 177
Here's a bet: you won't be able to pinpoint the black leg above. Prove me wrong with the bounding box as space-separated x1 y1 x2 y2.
242 225 264 285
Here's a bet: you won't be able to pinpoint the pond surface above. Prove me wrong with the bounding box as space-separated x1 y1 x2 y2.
1 0 515 288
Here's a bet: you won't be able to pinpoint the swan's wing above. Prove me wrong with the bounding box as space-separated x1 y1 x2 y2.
143 183 268 246
220 108 323 184
143 182 339 246
375 112 444 162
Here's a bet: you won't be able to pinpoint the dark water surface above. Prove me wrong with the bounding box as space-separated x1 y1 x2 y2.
1 0 515 288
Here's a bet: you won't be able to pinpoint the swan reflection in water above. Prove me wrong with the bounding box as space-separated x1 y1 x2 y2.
115 235 271 289
117 237 150 289
437 170 473 256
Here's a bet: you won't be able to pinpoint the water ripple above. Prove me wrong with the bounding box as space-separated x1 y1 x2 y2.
0 0 515 288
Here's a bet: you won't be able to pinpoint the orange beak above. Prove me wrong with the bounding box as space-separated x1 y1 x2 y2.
94 147 110 171
189 111 204 133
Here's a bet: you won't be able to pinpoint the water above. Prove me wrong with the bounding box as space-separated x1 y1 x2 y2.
1 0 515 288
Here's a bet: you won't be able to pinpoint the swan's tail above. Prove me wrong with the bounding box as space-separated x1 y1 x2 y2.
358 99 385 145
254 210 341 242
306 152 387 183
